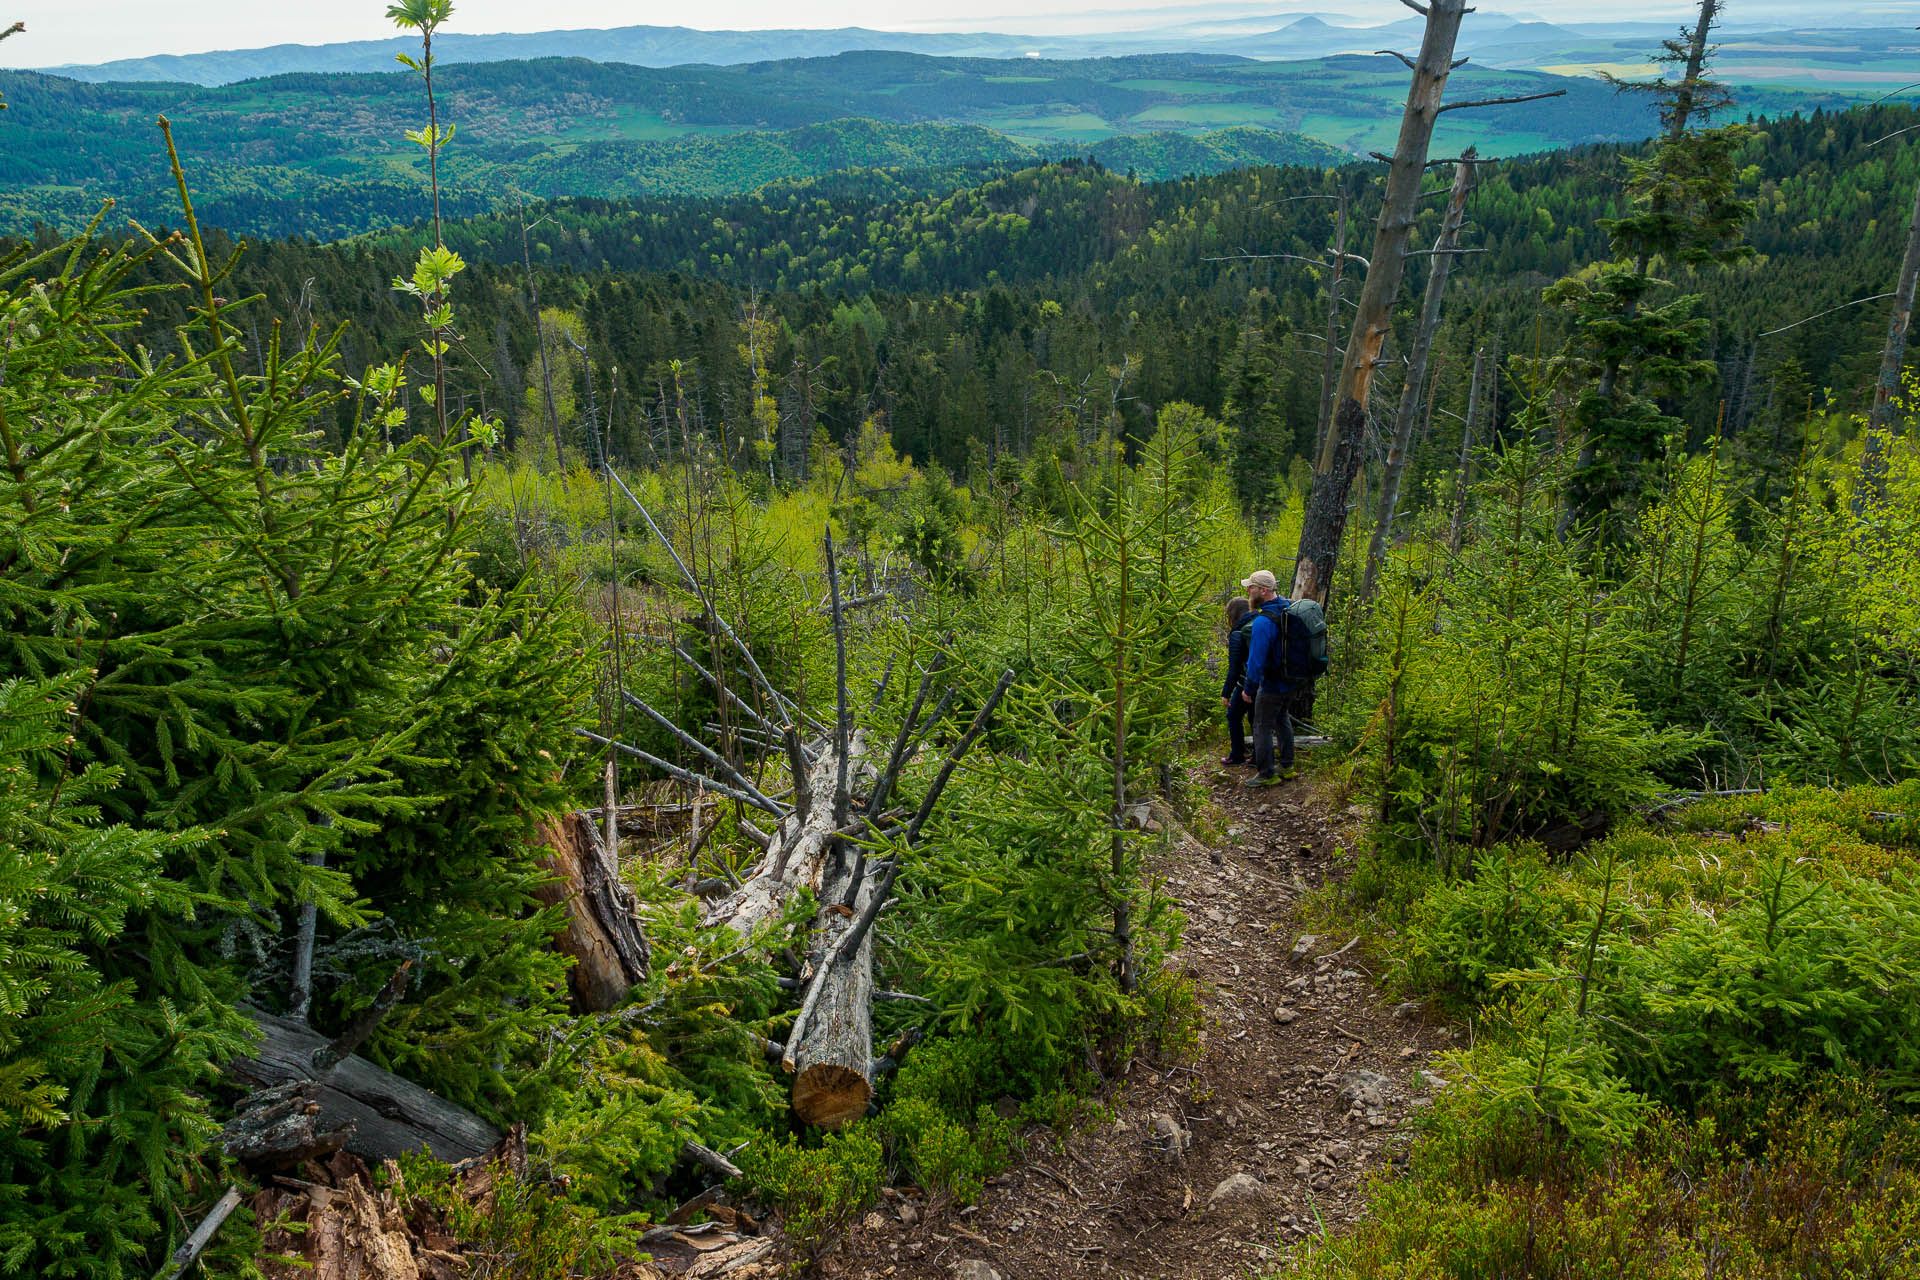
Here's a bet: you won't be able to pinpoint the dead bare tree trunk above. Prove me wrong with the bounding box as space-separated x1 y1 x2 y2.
1867 165 1920 473
1360 148 1479 603
1316 190 1351 461
1448 345 1486 553
1293 0 1472 604
518 196 564 468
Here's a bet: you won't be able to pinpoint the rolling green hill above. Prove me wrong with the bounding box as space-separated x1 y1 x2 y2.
1 47 1847 240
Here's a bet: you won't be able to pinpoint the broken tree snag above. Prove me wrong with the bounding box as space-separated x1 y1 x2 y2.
1293 0 1472 605
532 810 652 1013
232 1009 503 1163
1360 146 1478 604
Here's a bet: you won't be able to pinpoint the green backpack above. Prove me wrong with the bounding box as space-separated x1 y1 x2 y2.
1282 598 1329 681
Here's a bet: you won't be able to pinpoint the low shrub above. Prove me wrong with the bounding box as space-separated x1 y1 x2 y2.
735 1124 884 1259
1292 1075 1920 1280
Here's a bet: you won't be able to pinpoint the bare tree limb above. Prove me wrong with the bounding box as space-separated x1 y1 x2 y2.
1437 88 1567 114
866 650 947 818
1202 251 1332 267
1871 123 1920 148
672 644 783 738
312 960 412 1075
1376 49 1418 70
572 728 789 817
1761 293 1896 338
157 1186 244 1280
606 469 821 733
680 1139 743 1181
622 690 785 813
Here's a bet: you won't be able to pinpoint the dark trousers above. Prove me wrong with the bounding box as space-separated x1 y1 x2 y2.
1226 689 1248 759
1252 689 1294 777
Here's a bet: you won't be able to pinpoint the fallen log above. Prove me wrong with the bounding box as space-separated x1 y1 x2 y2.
783 670 1013 1129
707 729 869 939
532 810 652 1013
231 1009 503 1163
785 851 880 1129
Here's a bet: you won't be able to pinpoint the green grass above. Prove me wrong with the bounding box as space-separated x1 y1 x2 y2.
986 111 1122 143
1130 103 1289 128
1112 78 1232 93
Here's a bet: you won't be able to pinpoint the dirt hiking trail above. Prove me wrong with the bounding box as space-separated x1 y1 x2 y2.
824 761 1457 1280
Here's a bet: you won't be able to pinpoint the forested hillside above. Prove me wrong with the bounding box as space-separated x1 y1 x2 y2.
3 2 1918 1278
93 103 1919 502
0 47 1848 238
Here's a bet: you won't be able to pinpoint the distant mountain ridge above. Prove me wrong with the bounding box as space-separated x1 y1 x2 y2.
32 15 1915 87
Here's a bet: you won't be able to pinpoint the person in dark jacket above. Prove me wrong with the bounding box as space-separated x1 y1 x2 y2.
1237 568 1296 787
1220 596 1254 765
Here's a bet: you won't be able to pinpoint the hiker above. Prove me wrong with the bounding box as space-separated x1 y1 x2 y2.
1220 596 1254 766
1238 569 1296 787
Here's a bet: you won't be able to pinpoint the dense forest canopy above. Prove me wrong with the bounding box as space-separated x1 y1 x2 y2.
3 2 1919 1278
82 102 1920 509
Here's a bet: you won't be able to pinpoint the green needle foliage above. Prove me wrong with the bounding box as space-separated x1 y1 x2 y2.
0 144 593 1270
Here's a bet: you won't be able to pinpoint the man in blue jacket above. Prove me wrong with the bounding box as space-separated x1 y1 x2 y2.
1237 569 1295 787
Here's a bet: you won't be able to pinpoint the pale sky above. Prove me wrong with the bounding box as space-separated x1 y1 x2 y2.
7 0 1918 69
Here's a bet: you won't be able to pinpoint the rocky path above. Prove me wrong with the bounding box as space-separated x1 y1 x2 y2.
825 761 1456 1280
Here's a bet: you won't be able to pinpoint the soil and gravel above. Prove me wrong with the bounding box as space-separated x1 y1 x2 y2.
823 760 1457 1280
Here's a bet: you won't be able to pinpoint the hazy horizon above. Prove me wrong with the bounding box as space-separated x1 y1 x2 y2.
10 0 1919 71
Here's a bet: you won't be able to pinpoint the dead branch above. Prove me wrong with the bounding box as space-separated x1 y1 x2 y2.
157 1186 244 1280
622 690 785 812
573 728 788 817
1437 89 1568 114
312 960 412 1075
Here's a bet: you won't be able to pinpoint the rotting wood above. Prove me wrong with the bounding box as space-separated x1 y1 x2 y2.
233 1009 503 1163
222 1080 353 1169
532 810 652 1012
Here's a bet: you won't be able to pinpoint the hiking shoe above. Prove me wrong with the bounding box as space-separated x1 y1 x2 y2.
1220 754 1248 766
1279 767 1299 781
1241 773 1285 788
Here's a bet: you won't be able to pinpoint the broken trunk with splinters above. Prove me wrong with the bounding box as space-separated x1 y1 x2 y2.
531 809 651 1013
